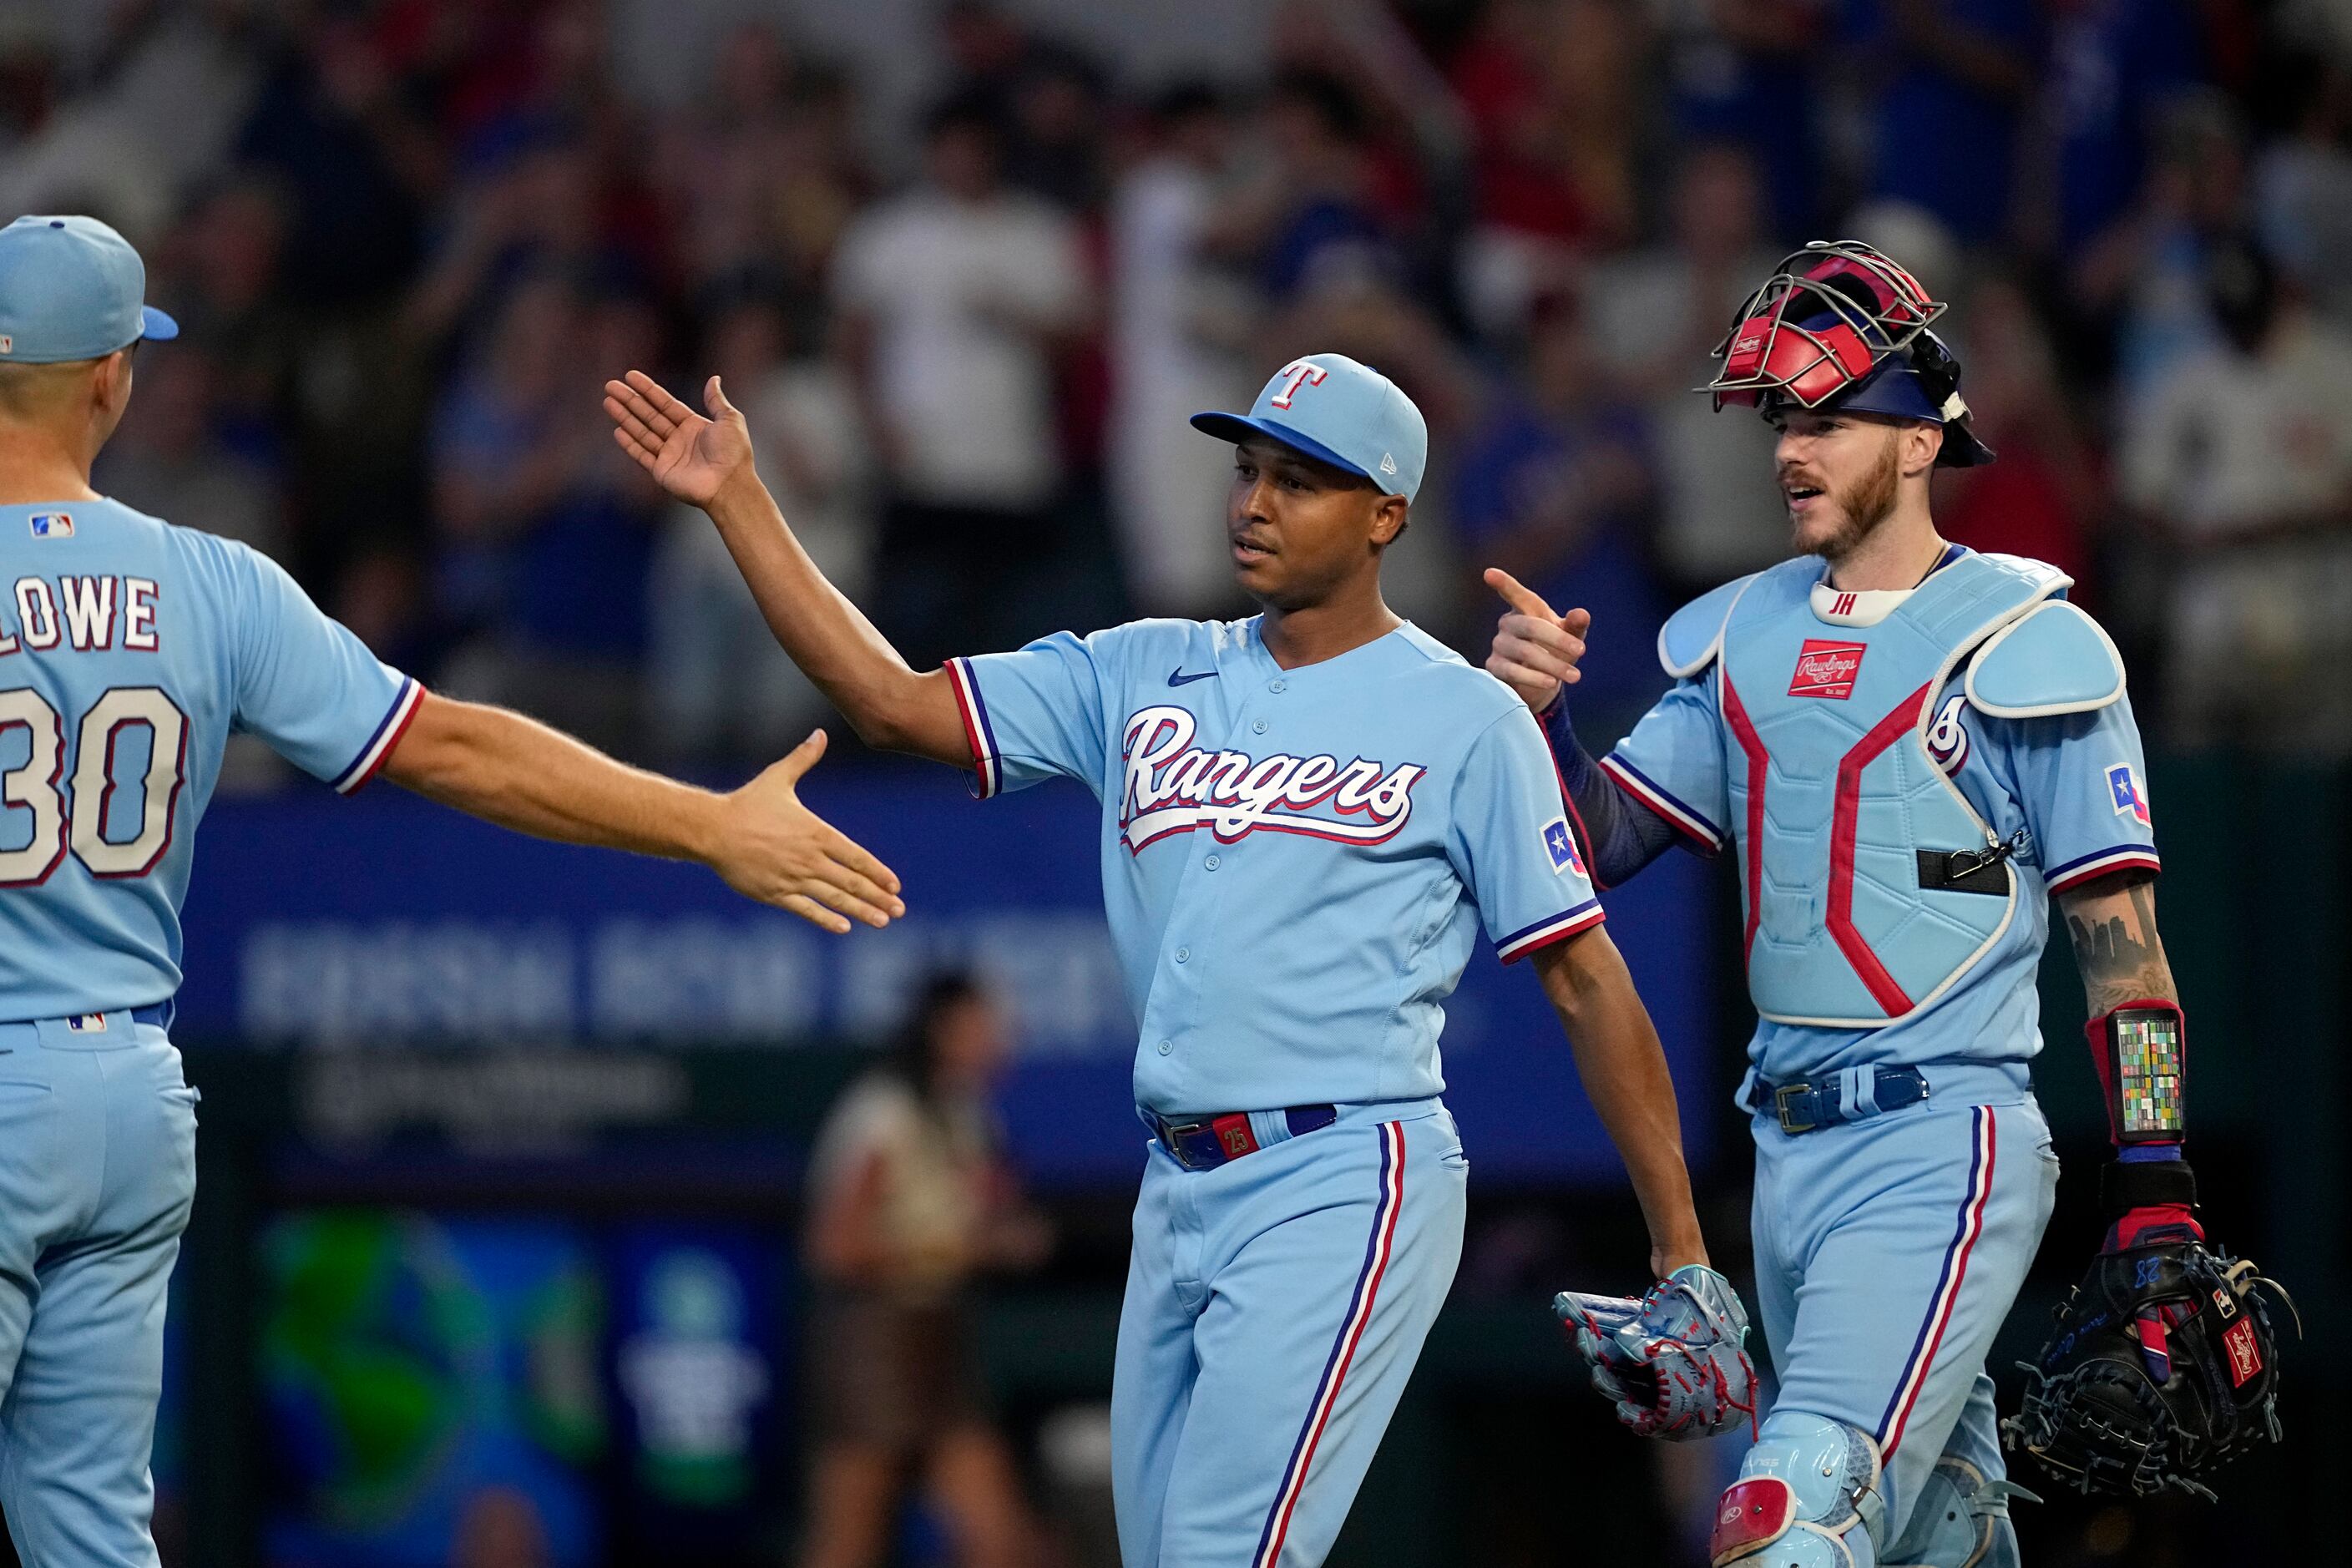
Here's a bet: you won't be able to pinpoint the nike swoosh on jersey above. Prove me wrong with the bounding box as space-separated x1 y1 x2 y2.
1167 668 1218 686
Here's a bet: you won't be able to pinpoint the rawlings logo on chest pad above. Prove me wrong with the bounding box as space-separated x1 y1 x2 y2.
1789 639 1869 699
1119 706 1425 854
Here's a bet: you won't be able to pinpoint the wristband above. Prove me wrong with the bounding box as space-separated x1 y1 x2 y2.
2084 999 2186 1146
2101 1156 2198 1217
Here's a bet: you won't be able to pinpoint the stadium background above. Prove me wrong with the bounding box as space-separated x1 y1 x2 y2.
2 0 2344 1562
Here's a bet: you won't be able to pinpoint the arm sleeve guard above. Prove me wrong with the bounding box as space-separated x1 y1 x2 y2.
1537 696 1681 888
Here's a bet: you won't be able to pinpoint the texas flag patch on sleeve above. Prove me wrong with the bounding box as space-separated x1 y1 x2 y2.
2107 763 2151 826
1544 817 1587 878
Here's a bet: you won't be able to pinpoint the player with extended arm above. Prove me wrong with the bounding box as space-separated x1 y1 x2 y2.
0 215 903 1568
608 351 1739 1565
1486 242 2289 1565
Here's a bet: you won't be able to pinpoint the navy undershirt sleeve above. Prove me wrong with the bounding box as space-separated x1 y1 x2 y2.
1538 695 1682 888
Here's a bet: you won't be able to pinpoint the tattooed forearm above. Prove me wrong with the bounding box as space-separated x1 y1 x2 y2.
2061 876 2179 1016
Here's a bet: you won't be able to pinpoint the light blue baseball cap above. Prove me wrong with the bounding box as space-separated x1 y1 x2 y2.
0 215 179 365
1191 352 1428 502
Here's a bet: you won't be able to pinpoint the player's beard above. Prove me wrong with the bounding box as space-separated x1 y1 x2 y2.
1794 432 1903 564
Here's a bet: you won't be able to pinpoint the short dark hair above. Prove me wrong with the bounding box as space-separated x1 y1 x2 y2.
892 970 989 1105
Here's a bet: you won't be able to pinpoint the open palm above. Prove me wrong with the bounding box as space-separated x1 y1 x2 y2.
604 370 754 506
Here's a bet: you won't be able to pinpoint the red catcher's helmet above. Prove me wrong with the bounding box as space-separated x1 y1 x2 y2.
1705 239 1995 467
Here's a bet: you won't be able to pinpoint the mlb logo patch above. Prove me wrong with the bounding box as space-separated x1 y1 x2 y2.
2106 763 2150 825
1543 817 1586 878
66 1013 106 1034
28 513 73 539
1789 639 1867 700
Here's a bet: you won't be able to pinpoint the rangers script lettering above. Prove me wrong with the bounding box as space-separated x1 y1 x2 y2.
1119 705 1425 852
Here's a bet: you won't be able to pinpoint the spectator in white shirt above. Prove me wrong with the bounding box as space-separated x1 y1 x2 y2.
649 296 876 762
832 94 1090 665
1108 83 1256 619
2121 238 2352 757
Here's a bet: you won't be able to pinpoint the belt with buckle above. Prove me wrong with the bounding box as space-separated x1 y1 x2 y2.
1750 1065 1929 1135
1151 1105 1338 1171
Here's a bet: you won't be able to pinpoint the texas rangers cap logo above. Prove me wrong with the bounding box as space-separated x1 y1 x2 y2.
2106 763 2150 825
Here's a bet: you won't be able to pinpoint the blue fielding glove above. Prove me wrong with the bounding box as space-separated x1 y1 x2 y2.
1554 1264 1758 1440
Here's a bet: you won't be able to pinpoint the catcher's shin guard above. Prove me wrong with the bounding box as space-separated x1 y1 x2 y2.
1882 1457 2036 1568
1711 1413 1887 1568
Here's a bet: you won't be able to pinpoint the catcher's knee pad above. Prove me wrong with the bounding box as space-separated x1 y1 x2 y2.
1883 1457 2036 1568
1710 1412 1886 1568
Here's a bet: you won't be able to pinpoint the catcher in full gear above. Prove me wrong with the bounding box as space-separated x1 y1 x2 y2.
1489 242 2287 1565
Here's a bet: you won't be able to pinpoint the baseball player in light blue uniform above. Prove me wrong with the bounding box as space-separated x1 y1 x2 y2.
1489 243 2214 1567
0 215 902 1567
609 352 1717 1565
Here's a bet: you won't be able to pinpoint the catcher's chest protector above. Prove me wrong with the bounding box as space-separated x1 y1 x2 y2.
1711 553 2062 1028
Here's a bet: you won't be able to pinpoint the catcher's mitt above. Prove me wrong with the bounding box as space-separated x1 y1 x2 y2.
1554 1264 1757 1440
2004 1238 2296 1500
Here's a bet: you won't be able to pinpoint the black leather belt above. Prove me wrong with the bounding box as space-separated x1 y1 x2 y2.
1748 1065 1929 1135
1151 1105 1338 1170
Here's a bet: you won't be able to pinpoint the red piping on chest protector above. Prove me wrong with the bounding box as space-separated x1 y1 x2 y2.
1719 668 1769 964
1828 684 1933 1016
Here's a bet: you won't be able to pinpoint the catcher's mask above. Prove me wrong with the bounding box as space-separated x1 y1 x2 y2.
1706 239 1995 468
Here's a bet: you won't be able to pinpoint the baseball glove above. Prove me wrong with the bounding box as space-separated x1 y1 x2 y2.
1554 1264 1758 1440
2004 1237 2296 1500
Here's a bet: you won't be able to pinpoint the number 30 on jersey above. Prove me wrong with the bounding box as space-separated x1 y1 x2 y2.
0 685 187 883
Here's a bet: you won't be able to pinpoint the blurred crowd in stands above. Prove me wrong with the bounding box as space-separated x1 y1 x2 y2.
9 0 2351 767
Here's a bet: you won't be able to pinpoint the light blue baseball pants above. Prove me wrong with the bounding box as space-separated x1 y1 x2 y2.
1749 1070 2060 1558
1112 1100 1467 1568
0 1014 197 1568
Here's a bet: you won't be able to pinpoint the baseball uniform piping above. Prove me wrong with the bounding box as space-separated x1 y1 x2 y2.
1252 1119 1405 1568
332 676 422 795
1878 1105 1995 1454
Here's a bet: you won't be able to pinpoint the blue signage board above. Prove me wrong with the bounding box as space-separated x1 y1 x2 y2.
178 766 1717 1186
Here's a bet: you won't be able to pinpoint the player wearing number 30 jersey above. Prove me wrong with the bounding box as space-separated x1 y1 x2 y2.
609 349 1720 1567
0 215 901 1568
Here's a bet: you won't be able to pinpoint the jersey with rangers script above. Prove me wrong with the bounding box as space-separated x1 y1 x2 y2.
0 499 418 1018
948 617 1601 1115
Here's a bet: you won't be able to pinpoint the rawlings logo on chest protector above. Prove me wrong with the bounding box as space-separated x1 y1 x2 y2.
1119 705 1425 854
1788 639 1868 699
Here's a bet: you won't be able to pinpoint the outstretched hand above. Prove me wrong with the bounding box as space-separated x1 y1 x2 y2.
1482 567 1592 715
604 370 755 507
709 729 907 934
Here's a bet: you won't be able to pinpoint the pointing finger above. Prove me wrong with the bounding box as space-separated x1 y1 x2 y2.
1482 566 1558 621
